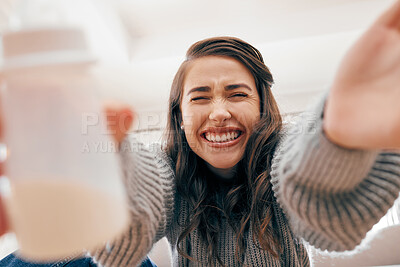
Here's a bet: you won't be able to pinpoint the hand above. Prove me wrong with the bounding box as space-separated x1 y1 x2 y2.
0 100 135 237
324 1 400 149
103 101 135 148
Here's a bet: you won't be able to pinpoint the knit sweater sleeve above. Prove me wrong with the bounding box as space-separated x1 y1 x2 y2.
270 96 400 252
91 136 175 267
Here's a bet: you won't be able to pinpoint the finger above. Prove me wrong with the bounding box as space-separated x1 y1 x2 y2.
103 100 135 128
375 0 400 28
104 107 135 132
118 108 135 132
112 109 135 144
105 110 132 130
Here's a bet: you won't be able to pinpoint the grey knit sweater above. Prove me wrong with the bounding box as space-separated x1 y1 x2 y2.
93 98 400 266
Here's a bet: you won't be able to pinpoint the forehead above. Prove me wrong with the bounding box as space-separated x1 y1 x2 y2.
183 56 255 87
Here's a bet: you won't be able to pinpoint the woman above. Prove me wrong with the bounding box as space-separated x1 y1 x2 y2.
91 2 400 266
2 1 400 266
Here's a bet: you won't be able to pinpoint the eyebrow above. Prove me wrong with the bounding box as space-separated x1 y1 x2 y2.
225 83 252 92
186 83 252 96
187 86 210 96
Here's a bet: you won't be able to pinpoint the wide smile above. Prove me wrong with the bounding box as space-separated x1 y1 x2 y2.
200 128 244 148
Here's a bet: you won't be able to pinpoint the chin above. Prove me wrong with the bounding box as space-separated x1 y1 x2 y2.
201 150 243 168
211 162 237 169
206 156 240 169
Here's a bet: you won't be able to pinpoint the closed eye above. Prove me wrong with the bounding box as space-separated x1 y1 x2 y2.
191 96 210 102
230 93 248 98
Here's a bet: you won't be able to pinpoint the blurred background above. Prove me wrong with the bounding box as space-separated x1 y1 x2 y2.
1 0 398 139
1 0 399 266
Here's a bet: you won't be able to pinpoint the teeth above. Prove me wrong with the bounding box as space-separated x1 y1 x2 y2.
221 134 227 142
204 131 240 142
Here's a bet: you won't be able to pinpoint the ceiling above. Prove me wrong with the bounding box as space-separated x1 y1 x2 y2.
117 0 389 59
91 0 395 117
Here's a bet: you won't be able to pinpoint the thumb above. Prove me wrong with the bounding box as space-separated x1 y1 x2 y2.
374 0 400 28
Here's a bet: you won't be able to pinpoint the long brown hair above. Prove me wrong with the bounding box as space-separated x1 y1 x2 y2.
164 37 283 265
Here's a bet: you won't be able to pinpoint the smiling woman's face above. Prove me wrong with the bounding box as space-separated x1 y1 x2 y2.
181 56 260 172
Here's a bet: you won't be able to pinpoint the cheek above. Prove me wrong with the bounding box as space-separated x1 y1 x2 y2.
249 108 261 127
231 102 260 129
181 105 208 132
181 107 207 147
247 99 261 127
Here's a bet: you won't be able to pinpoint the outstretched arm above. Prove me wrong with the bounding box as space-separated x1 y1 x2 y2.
91 103 175 267
272 1 400 252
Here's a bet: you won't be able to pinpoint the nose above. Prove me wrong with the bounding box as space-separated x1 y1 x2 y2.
209 102 231 124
